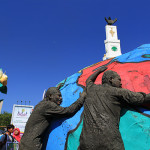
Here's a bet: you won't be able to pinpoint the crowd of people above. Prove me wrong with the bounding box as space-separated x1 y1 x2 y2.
0 124 21 150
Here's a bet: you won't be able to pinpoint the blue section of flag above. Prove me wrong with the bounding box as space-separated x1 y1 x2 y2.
115 44 150 63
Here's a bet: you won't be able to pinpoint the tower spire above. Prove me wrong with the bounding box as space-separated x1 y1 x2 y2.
103 17 122 60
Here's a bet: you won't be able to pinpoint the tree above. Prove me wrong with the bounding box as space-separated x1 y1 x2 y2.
0 111 12 130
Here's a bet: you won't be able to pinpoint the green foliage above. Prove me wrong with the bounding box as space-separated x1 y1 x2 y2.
0 111 12 129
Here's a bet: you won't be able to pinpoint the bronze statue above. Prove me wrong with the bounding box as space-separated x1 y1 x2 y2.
78 66 150 150
19 86 86 150
105 17 117 25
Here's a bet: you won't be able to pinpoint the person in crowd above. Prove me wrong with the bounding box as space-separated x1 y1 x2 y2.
19 86 86 150
13 128 21 143
78 66 150 150
0 124 14 150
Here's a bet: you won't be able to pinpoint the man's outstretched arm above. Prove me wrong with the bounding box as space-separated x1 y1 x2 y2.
86 66 107 85
115 89 150 105
45 90 86 118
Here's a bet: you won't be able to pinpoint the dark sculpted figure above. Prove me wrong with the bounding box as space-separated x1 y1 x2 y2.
78 66 150 150
19 86 86 150
105 17 117 25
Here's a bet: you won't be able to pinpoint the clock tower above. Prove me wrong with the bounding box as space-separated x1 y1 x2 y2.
103 18 122 60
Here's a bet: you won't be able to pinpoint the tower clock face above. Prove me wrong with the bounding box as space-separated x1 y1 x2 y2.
111 46 117 52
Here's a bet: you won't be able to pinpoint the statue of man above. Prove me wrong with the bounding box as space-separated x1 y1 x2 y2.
19 86 86 150
78 66 150 150
105 17 117 25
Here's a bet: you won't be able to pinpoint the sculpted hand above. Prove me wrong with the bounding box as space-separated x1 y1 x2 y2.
80 88 87 98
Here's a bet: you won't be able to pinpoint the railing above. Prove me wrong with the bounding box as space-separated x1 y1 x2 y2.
6 142 19 150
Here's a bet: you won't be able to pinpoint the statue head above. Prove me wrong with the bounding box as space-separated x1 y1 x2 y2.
44 87 62 105
102 70 122 88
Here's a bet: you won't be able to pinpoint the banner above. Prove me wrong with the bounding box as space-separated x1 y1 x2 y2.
11 105 34 133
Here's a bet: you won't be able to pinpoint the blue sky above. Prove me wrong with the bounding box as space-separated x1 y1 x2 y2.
0 0 150 112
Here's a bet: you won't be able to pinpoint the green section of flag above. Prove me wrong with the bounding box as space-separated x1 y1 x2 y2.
67 120 83 150
120 109 150 150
